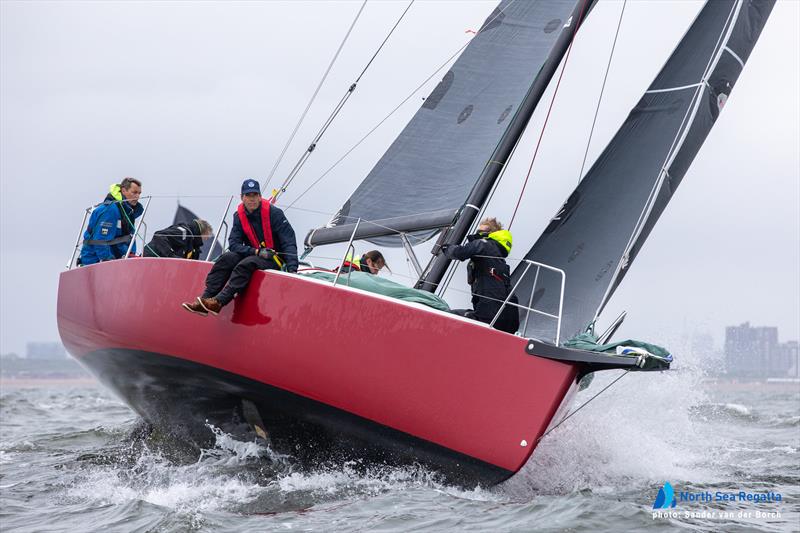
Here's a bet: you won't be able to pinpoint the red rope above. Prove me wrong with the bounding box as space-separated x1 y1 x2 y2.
508 0 591 229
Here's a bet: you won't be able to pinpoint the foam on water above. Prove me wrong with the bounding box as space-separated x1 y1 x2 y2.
200 423 273 464
65 434 264 517
502 346 712 496
2 358 796 531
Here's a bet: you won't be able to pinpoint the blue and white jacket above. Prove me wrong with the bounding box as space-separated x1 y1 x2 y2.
79 184 144 265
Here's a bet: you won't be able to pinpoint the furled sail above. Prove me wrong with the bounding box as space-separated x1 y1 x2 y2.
306 0 589 248
513 0 775 342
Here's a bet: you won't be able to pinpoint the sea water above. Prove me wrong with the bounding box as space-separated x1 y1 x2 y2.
1 358 798 532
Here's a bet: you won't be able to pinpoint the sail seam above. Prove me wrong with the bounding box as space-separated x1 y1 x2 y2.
593 0 743 320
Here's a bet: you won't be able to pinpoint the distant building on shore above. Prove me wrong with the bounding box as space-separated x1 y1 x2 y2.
2 344 87 380
26 342 67 360
781 341 799 379
724 322 799 378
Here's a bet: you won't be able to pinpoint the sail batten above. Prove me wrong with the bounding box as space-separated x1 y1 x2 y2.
514 0 775 343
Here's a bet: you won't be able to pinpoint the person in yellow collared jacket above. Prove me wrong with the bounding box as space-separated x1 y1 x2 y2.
442 217 520 334
79 178 143 265
337 250 387 275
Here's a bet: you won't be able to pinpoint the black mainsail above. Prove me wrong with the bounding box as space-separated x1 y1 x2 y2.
305 0 593 250
512 0 775 342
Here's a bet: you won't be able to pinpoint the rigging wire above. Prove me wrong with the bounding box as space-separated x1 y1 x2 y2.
263 0 368 192
538 370 630 442
285 45 465 210
285 1 515 211
576 0 627 183
507 0 592 229
270 0 416 201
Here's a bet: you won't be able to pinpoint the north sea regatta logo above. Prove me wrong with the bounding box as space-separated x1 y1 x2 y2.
653 482 677 509
651 482 784 521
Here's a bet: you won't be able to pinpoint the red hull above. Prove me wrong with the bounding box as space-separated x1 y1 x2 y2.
57 259 579 482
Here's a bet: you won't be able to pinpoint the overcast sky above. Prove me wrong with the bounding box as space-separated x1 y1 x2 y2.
1 0 798 357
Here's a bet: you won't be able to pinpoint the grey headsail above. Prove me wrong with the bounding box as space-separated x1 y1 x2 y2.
513 0 775 343
306 0 589 248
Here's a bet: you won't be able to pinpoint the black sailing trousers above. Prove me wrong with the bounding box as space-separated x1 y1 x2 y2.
201 251 278 306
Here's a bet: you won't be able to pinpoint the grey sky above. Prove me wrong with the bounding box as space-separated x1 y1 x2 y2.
1 0 797 356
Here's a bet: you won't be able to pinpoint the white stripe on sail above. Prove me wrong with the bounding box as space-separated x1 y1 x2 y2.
724 45 745 68
593 0 743 321
645 82 704 94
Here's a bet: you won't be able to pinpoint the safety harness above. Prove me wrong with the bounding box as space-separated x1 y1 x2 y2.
83 184 134 249
237 199 283 268
467 230 513 285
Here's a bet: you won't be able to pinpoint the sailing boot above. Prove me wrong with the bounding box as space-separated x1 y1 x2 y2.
198 297 222 316
181 298 208 317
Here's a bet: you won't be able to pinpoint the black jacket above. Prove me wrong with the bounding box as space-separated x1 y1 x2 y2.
228 203 299 272
143 221 205 259
337 255 375 275
445 238 520 333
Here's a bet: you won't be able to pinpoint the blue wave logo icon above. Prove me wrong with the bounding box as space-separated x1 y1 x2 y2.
653 482 677 509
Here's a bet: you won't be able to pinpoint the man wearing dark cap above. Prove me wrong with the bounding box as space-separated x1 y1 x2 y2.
181 179 298 316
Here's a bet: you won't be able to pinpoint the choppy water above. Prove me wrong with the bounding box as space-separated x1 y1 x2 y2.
1 364 798 532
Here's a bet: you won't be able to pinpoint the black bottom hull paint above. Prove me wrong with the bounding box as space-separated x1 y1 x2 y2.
80 349 513 486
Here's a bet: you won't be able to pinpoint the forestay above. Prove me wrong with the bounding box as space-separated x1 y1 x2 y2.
512 0 775 342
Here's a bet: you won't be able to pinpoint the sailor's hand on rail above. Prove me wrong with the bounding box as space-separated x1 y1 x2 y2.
440 244 454 258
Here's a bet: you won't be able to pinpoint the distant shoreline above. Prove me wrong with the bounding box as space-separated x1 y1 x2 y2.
0 377 98 388
702 379 800 392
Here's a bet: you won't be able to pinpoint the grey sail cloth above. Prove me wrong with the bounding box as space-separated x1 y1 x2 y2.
512 0 775 342
308 0 582 247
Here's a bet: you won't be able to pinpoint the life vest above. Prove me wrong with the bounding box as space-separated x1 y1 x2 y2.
466 229 513 286
107 183 136 236
237 200 274 250
487 229 512 253
341 253 362 271
82 184 136 249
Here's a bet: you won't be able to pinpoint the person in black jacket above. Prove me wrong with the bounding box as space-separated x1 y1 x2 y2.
442 217 520 334
143 219 212 259
337 250 387 275
181 179 298 316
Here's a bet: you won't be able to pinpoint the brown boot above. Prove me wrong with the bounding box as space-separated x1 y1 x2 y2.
181 298 208 317
199 297 222 316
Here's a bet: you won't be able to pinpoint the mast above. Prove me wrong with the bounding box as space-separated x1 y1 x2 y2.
415 0 594 292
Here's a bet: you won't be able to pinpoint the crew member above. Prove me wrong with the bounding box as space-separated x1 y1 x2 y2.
442 217 520 334
80 177 144 265
181 179 298 316
337 250 387 275
144 219 213 259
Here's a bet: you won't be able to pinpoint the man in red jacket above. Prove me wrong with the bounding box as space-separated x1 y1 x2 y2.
181 179 298 316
